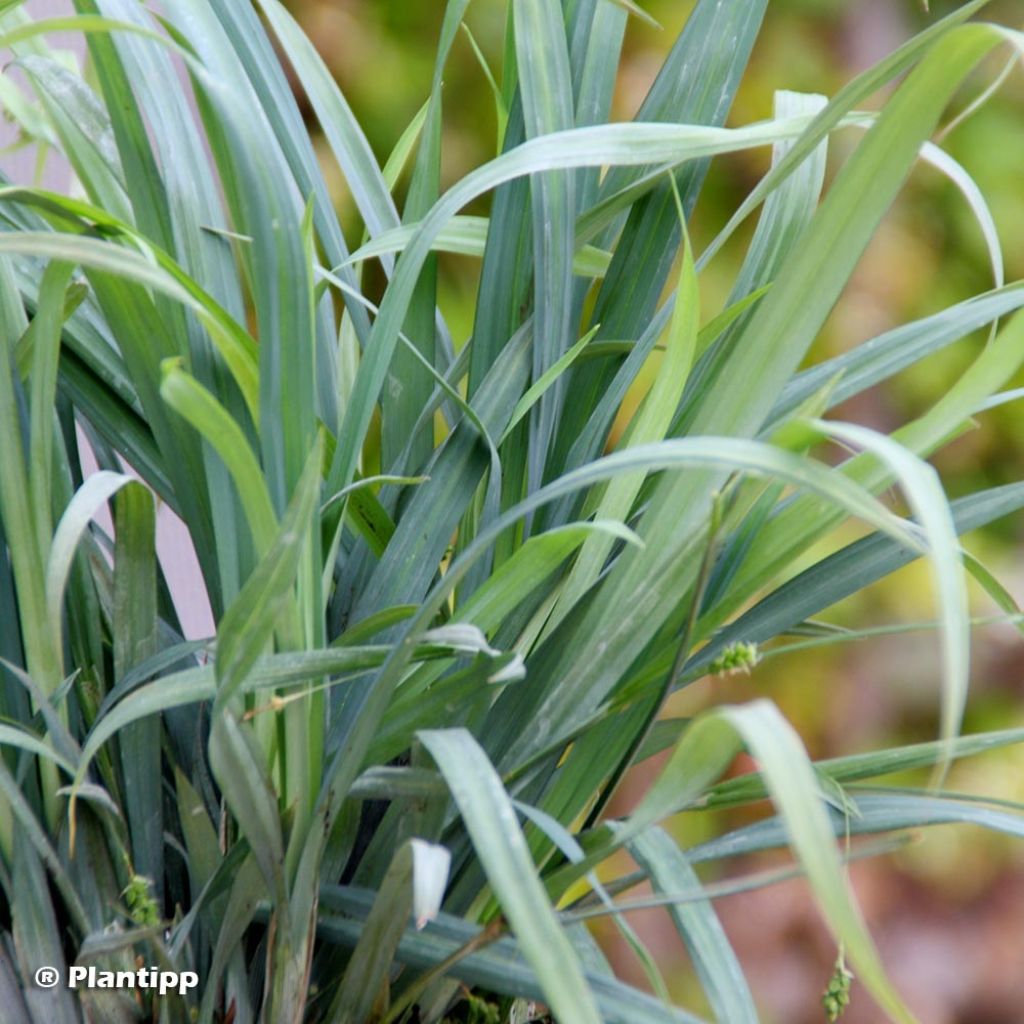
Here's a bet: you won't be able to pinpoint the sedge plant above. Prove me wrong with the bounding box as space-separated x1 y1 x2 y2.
0 0 1023 1021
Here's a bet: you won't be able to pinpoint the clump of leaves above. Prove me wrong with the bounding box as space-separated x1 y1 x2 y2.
0 0 1022 1022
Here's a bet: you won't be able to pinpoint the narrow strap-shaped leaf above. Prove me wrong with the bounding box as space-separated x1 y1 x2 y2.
347 216 612 277
419 728 601 1024
512 0 576 495
195 854 264 1024
168 0 317 516
317 885 704 1024
383 0 471 474
214 436 323 708
74 0 255 627
552 0 767 476
19 54 131 222
26 260 75 559
79 635 501 791
112 480 162 895
345 319 531 627
45 471 138 679
0 255 56 693
458 520 640 634
705 307 1024 642
553 701 914 1022
367 521 640 743
550 286 769 524
317 433 921 859
0 752 90 933
771 283 1024 424
688 792 1024 864
706 725 1024 810
688 480 1024 681
160 361 278 557
255 0 400 245
10 832 80 1022
208 0 371 346
809 420 968 772
674 89 828 438
512 798 672 1005
549 214 698 630
0 724 74 775
0 945 31 1024
500 324 600 442
485 436 921 766
208 711 287 908
173 769 221 917
328 839 450 1024
624 826 757 1024
77 0 245 320
0 227 259 418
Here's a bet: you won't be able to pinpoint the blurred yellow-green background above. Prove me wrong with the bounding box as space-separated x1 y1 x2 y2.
286 1 1024 1020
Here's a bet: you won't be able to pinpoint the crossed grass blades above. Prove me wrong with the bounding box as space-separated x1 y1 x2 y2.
0 0 1022 1021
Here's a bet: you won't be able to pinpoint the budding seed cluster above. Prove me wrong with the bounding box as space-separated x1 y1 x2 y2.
707 641 760 677
123 875 160 927
822 954 854 1022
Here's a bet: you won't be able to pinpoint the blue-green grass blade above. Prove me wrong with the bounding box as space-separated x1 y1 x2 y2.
625 826 757 1024
254 0 399 246
808 421 968 777
553 0 766 479
512 0 576 496
772 283 1024 424
705 726 1024 809
214 437 322 708
112 479 161 895
329 839 450 1024
346 217 612 278
159 361 278 557
317 885 706 1024
704 308 1024 647
688 792 1024 863
675 89 827 438
520 801 671 1005
45 472 140 680
316 435 921 872
549 214 698 630
698 0 994 270
168 2 317 517
382 0 470 474
26 261 74 556
208 711 286 906
207 0 370 349
569 701 914 1021
420 728 602 1024
19 55 131 222
688 480 1024 682
327 111 856 498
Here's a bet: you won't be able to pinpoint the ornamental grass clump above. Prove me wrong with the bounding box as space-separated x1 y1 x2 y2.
0 0 1022 1021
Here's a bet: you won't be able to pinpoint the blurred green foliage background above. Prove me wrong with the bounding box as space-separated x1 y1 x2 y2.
294 1 1023 1019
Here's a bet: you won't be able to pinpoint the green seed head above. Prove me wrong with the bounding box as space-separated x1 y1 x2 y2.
707 641 760 677
123 875 160 927
822 952 854 1022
